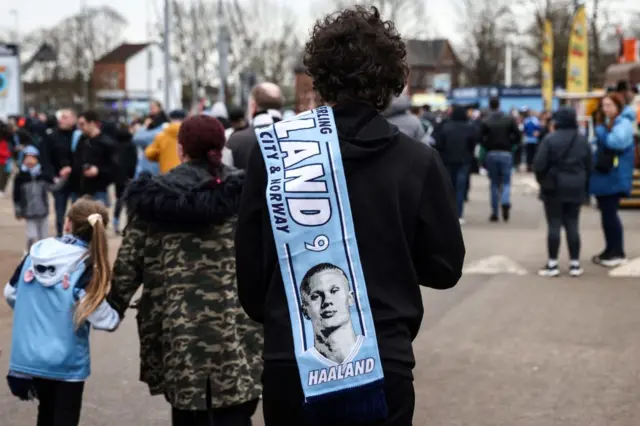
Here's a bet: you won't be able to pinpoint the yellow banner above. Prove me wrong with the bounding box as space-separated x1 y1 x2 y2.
542 20 554 111
566 5 589 93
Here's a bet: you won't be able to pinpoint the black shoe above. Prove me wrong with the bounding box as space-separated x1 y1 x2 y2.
490 214 499 222
592 251 628 268
501 204 511 222
538 262 560 277
569 263 584 277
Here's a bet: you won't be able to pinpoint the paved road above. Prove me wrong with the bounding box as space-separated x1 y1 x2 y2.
2 173 640 425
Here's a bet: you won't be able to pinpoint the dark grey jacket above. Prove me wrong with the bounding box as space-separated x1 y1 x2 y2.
13 170 53 219
533 128 592 203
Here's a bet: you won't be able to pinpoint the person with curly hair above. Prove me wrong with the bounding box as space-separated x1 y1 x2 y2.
236 6 465 426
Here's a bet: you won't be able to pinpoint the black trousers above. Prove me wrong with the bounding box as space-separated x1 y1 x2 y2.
525 144 538 171
262 363 415 426
113 182 128 225
171 399 258 426
543 200 581 260
33 378 84 426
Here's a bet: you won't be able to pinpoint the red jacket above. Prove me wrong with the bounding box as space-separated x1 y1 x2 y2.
0 140 11 166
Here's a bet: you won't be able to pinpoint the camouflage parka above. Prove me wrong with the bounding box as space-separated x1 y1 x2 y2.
108 160 263 411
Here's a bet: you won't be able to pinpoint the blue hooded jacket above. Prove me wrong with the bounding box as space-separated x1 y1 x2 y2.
132 125 165 177
589 116 635 197
621 105 637 123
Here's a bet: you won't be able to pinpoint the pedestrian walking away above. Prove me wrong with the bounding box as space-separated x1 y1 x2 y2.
480 97 522 222
4 198 120 426
226 83 284 171
108 114 262 426
236 6 465 426
533 107 591 277
435 105 478 223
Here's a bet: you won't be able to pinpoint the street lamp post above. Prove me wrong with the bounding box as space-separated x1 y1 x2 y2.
218 0 229 104
163 0 171 109
9 10 19 44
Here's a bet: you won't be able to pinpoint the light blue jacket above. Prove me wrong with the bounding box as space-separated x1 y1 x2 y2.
589 117 635 197
133 126 165 177
621 105 637 123
5 237 120 381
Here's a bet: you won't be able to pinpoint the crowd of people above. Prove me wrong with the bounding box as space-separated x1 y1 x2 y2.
394 80 638 277
0 4 638 426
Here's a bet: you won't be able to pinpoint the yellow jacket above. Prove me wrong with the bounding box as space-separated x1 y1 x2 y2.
145 122 181 174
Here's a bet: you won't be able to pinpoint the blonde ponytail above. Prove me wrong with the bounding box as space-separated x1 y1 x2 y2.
67 197 111 327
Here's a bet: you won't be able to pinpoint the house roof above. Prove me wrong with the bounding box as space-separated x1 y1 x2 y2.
405 39 448 67
95 43 149 64
293 38 456 72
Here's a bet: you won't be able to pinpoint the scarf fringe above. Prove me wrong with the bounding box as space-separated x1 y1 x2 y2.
302 379 388 425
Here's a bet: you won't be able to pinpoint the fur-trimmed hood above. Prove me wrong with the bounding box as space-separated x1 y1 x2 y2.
124 160 244 227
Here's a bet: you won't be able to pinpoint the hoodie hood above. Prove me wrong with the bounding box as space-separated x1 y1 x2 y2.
163 122 181 138
450 106 468 122
333 101 399 175
383 95 412 118
552 107 578 130
621 105 637 123
124 160 244 228
29 238 88 287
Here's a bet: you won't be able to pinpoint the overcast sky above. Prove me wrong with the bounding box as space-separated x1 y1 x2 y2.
2 0 638 45
2 0 457 42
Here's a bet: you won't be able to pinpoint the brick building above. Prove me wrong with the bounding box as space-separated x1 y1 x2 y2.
92 43 182 115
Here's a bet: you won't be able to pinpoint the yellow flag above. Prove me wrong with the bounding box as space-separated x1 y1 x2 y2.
566 5 589 93
542 20 554 111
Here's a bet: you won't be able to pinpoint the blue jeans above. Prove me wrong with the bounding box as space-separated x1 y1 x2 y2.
446 163 469 218
485 151 513 215
596 194 624 255
71 191 109 207
53 191 70 236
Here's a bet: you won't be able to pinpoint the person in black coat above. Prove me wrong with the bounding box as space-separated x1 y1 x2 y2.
533 106 592 278
70 111 116 205
435 105 478 223
110 122 138 234
42 109 78 236
235 6 465 426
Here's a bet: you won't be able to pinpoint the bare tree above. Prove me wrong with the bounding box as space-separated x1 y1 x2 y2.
316 0 431 38
455 0 518 86
162 0 299 99
518 0 574 86
22 6 127 82
518 0 633 88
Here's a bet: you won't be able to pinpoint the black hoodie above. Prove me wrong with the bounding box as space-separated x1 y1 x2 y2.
236 102 465 376
435 105 478 165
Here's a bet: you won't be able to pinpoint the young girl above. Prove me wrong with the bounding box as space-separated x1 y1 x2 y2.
4 197 120 426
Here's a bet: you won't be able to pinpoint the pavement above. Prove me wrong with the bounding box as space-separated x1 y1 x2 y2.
2 172 640 425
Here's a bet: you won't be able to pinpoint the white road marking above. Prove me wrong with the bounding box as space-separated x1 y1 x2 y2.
463 255 528 275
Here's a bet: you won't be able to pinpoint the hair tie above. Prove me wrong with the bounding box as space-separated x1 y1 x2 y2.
87 213 102 228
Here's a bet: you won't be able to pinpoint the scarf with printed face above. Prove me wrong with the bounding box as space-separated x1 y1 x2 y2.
256 106 387 423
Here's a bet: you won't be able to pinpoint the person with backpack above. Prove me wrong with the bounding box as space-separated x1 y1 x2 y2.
533 107 591 277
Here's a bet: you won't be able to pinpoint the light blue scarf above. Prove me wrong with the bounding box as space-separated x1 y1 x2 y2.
257 106 386 422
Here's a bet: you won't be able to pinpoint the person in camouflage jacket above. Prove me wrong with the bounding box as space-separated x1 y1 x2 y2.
108 115 263 425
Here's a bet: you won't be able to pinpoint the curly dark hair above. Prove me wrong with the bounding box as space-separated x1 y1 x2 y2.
303 6 409 111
